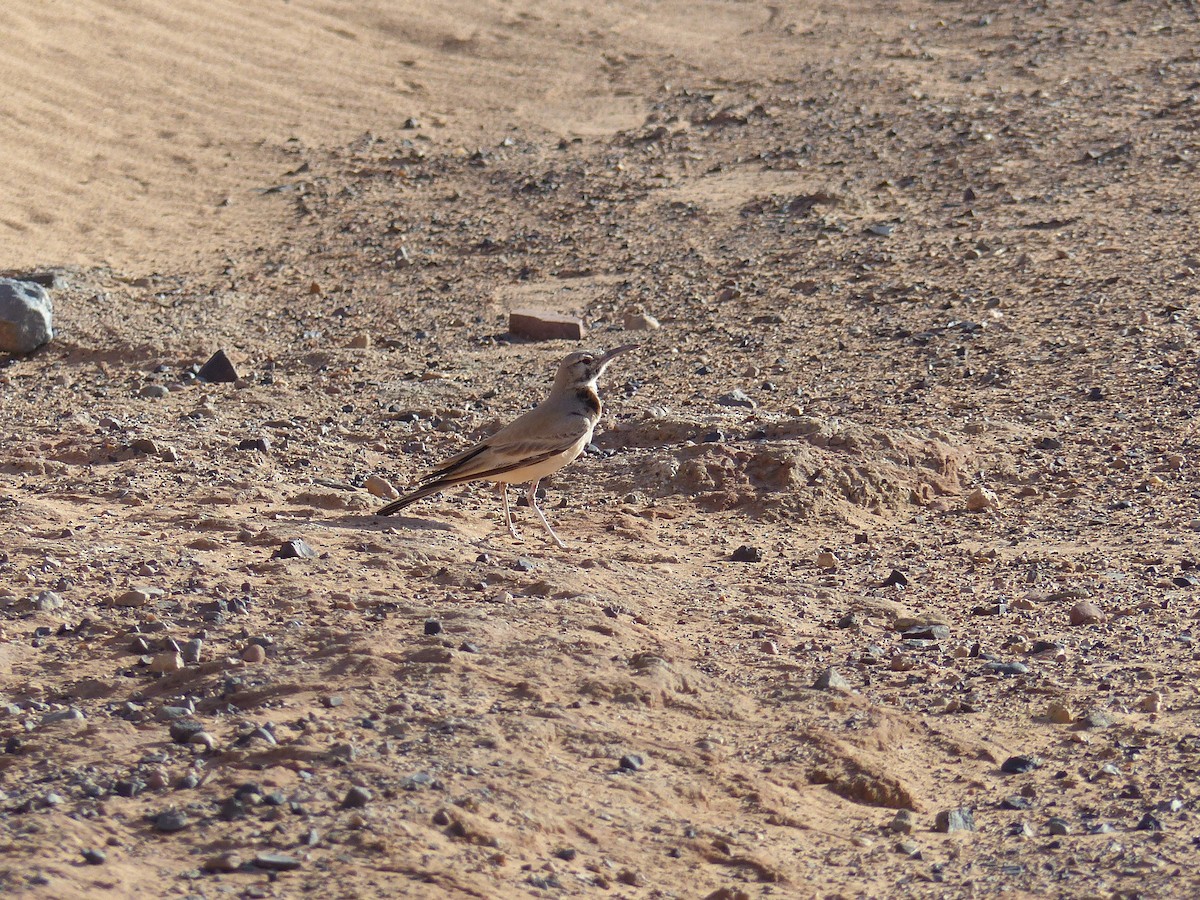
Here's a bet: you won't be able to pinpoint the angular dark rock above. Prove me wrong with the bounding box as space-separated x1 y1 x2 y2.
935 807 975 833
1001 755 1043 775
197 349 238 383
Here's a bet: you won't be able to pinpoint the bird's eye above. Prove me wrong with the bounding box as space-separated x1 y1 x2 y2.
580 356 594 365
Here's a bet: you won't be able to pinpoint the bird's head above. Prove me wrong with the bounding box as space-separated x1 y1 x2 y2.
554 344 639 390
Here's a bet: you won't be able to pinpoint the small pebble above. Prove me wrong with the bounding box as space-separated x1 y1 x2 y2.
1047 817 1071 835
890 809 915 834
197 349 239 383
81 849 106 865
1068 600 1106 626
813 667 852 692
935 807 975 833
508 309 585 342
342 785 373 808
730 545 762 563
365 474 398 499
242 644 267 664
188 731 217 752
966 486 999 511
205 852 243 873
717 389 756 409
169 718 205 743
1001 755 1043 775
34 591 65 612
1079 709 1114 730
253 852 302 871
623 311 661 331
1137 812 1164 832
150 651 184 674
182 638 203 664
985 661 1028 676
155 809 190 832
618 754 645 772
424 619 443 636
1046 701 1075 725
274 539 318 559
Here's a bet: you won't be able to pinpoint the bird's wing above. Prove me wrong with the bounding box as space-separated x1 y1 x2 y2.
422 414 591 485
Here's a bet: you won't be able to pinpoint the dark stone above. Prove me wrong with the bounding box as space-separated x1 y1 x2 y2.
1001 755 1043 775
81 849 106 865
618 754 645 772
730 545 763 563
881 569 909 587
935 807 975 833
169 719 205 744
274 539 318 559
423 619 443 636
1137 813 1164 832
554 847 578 861
902 624 950 641
114 778 145 798
1000 795 1033 810
1047 817 1071 835
154 809 190 832
342 785 372 808
197 349 238 383
220 798 247 821
236 437 271 452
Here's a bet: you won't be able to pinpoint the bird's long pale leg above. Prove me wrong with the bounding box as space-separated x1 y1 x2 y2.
527 480 566 549
501 484 522 541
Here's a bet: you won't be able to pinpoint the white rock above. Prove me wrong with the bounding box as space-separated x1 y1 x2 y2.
150 651 184 673
365 474 399 499
0 279 53 353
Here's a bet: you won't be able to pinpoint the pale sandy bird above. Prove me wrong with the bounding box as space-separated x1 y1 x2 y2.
377 345 638 547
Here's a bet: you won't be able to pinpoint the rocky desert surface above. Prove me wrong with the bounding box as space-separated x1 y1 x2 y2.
3 1 1200 897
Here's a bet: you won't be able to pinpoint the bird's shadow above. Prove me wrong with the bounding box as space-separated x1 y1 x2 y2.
325 513 457 534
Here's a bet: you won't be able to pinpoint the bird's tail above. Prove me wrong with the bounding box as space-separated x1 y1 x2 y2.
376 482 445 516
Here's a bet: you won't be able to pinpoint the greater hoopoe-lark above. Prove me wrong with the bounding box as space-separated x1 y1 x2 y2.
377 345 638 547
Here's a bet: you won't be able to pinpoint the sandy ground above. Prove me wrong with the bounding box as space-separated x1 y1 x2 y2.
3 1 1200 897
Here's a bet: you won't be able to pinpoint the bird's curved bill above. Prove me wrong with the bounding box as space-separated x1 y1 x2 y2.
600 344 639 364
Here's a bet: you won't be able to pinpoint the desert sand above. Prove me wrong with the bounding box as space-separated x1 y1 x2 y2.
3 1 1200 897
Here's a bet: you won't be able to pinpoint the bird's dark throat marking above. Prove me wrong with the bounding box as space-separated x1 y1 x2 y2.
576 388 601 416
